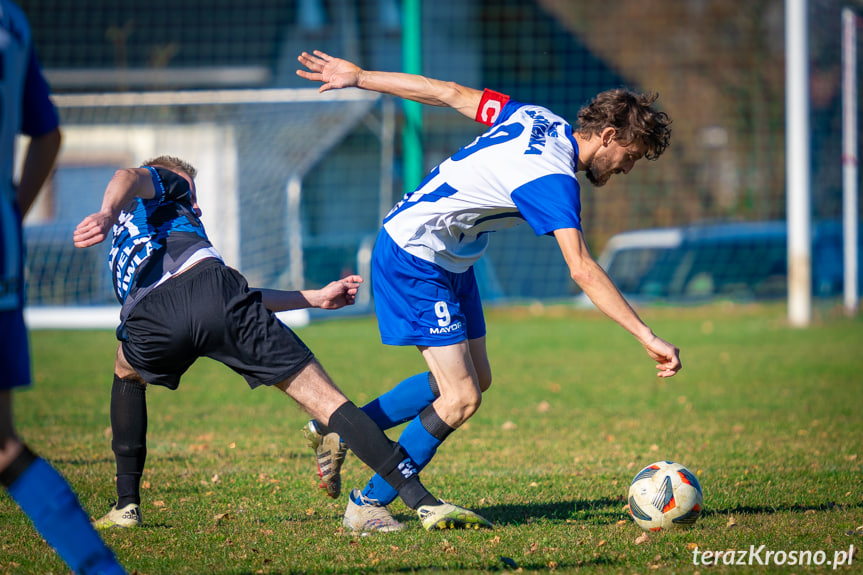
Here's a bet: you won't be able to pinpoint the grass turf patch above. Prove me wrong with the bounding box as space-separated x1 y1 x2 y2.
2 301 861 573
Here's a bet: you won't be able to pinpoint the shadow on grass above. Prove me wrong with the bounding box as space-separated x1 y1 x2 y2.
477 497 863 527
226 554 622 575
479 497 625 526
702 500 863 516
48 454 115 465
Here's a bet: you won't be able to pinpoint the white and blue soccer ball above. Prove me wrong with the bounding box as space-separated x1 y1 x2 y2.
627 460 703 531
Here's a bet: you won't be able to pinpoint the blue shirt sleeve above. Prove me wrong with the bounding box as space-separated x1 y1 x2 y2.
511 173 582 236
21 48 59 138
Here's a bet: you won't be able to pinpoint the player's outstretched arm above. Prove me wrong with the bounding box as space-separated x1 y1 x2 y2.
297 50 484 120
553 228 681 378
256 275 363 312
73 168 155 248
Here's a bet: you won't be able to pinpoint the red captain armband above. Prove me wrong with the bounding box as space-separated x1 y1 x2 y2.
475 89 510 126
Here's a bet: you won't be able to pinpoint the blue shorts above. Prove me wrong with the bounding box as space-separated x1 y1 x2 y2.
372 229 486 347
0 309 31 390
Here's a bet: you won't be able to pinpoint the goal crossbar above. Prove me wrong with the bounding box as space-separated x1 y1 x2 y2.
52 87 379 108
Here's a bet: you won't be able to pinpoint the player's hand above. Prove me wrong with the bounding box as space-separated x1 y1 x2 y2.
316 274 363 309
643 335 681 378
73 212 114 248
296 50 362 92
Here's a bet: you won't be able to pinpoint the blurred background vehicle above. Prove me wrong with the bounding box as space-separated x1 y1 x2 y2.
579 220 861 305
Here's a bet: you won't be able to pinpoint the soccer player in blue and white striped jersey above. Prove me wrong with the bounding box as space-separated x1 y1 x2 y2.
297 50 682 533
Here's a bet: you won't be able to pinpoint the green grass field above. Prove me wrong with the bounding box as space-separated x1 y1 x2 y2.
2 302 862 574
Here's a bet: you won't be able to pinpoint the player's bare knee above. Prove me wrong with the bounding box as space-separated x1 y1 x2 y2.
438 387 482 425
114 346 145 382
0 435 23 467
114 369 146 384
462 393 482 419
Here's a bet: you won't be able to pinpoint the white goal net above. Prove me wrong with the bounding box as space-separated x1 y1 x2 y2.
23 88 391 328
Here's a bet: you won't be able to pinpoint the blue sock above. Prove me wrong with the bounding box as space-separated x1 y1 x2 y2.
362 405 454 505
7 457 126 575
361 372 438 429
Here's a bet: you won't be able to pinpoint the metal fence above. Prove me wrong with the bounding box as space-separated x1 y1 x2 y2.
18 0 863 311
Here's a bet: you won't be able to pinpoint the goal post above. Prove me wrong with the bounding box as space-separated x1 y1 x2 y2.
786 0 813 327
842 7 859 316
23 87 390 329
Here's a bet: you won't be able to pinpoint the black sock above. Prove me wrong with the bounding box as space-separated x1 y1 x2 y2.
0 444 38 488
327 401 436 509
318 374 439 438
311 419 330 435
110 375 147 507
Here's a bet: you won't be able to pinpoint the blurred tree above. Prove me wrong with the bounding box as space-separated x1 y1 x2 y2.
538 0 861 226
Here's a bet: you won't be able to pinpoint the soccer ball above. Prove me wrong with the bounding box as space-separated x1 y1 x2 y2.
627 460 703 531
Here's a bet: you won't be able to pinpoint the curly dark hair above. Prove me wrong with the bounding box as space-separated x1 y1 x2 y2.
576 89 671 160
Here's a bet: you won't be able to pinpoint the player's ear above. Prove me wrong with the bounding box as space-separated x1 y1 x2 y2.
601 127 616 147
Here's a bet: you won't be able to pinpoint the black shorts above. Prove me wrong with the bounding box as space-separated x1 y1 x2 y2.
119 258 314 390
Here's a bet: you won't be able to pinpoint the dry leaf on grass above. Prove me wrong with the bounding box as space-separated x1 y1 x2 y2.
635 532 650 545
213 512 230 524
441 541 457 554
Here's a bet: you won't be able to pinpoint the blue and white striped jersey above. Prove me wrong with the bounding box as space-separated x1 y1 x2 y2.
0 0 59 311
382 96 582 273
109 166 220 319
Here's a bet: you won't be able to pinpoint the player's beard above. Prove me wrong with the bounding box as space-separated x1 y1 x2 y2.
585 156 614 187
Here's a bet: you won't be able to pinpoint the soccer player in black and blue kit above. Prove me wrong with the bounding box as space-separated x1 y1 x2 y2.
0 1 127 573
73 155 492 532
